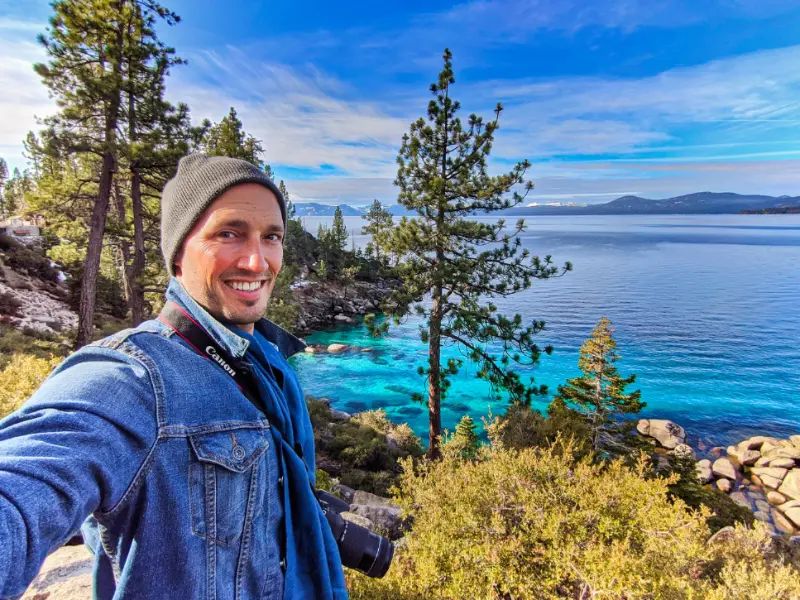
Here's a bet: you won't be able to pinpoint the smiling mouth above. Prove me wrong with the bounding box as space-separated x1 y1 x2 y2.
224 280 267 293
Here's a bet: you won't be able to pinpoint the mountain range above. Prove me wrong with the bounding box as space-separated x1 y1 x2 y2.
292 193 800 218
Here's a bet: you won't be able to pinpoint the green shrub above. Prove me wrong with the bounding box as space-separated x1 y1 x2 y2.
347 442 800 599
307 399 423 496
0 325 63 369
0 353 62 419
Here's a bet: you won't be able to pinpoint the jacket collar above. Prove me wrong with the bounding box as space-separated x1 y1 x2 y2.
165 278 307 360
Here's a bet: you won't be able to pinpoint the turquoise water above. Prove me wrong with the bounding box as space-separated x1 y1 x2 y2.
289 215 800 448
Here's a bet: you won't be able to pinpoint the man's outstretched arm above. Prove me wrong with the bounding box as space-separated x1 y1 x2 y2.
0 346 158 599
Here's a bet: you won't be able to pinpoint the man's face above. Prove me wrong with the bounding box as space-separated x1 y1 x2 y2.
175 183 284 333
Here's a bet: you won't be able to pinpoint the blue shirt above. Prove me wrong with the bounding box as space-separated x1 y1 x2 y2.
0 279 347 600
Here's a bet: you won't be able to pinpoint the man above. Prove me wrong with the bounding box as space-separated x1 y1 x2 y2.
0 154 348 599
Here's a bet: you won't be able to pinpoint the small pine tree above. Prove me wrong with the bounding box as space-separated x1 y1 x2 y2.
200 107 265 168
361 199 393 264
449 415 481 460
554 317 644 457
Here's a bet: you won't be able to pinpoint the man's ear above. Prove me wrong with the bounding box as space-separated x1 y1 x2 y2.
174 249 183 278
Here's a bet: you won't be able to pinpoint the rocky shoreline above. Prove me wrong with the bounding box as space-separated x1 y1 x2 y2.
291 278 393 336
637 418 800 535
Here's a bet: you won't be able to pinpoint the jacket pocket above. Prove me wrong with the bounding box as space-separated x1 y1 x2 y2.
188 425 269 545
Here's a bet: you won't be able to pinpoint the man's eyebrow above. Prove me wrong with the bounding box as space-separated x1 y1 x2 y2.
213 218 284 233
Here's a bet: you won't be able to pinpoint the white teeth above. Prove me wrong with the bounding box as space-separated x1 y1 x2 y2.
228 281 262 292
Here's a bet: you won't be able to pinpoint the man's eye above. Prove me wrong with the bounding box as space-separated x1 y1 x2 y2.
218 231 237 239
265 234 283 242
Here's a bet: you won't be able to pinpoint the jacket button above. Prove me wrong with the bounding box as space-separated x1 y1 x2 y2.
232 445 246 460
277 475 284 487
279 558 287 571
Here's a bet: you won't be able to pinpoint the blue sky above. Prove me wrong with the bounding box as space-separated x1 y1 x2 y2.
2 0 800 205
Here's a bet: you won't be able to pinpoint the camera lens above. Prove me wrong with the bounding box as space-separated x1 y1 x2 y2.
318 490 395 578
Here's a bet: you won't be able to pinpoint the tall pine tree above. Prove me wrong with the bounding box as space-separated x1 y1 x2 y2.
34 0 181 347
362 199 393 264
553 317 644 457
368 49 570 457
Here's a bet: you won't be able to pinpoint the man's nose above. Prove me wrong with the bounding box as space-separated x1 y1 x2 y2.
239 239 268 272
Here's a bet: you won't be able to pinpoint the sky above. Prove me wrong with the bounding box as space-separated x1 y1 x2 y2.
1 0 800 206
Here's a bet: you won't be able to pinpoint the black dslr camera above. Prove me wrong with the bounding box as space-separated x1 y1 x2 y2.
316 490 394 578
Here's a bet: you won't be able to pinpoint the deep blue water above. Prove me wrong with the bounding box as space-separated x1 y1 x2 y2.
289 215 800 448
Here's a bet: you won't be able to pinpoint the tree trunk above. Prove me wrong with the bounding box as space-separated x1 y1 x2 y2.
76 147 117 348
427 295 443 459
75 18 123 349
129 166 146 325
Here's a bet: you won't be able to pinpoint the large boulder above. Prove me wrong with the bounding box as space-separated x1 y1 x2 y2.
774 448 800 460
737 436 776 451
637 419 686 449
717 478 732 493
773 509 798 535
778 469 800 500
712 457 739 480
768 458 796 469
785 508 800 529
349 491 405 539
767 491 788 505
738 449 761 466
672 444 695 460
695 459 713 484
751 467 789 480
729 491 751 510
790 435 800 449
760 474 784 490
327 343 350 353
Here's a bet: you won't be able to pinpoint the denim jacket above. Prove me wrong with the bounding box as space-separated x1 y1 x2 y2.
0 280 345 600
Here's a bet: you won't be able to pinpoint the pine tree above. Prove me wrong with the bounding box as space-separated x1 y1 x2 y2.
367 49 571 457
361 199 392 264
447 415 480 460
200 107 265 168
34 0 181 347
554 317 644 457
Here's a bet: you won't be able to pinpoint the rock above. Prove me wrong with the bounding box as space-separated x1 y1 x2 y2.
304 345 319 353
790 435 800 449
350 493 405 538
334 314 355 324
751 467 788 480
332 483 356 503
709 446 724 457
20 544 93 600
318 397 332 408
768 491 788 505
767 458 796 469
754 511 771 523
341 511 376 531
729 491 751 509
327 343 350 353
737 436 774 451
755 456 772 467
726 445 741 462
672 444 695 460
717 478 732 493
759 474 784 490
774 448 800 460
351 490 395 507
773 509 798 535
712 457 739 480
760 441 781 457
777 500 800 513
330 409 352 421
360 347 373 352
755 499 771 514
696 459 713 483
785 508 800 528
779 439 795 448
738 449 761 466
707 526 735 545
637 419 686 449
778 469 800 500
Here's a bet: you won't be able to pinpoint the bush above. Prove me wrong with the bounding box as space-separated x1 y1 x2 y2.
0 353 62 419
307 399 423 496
347 442 800 599
0 325 63 369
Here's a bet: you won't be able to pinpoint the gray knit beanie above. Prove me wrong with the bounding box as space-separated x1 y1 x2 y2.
161 153 287 276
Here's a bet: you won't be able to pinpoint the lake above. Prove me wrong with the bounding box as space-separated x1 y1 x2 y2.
289 214 800 448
